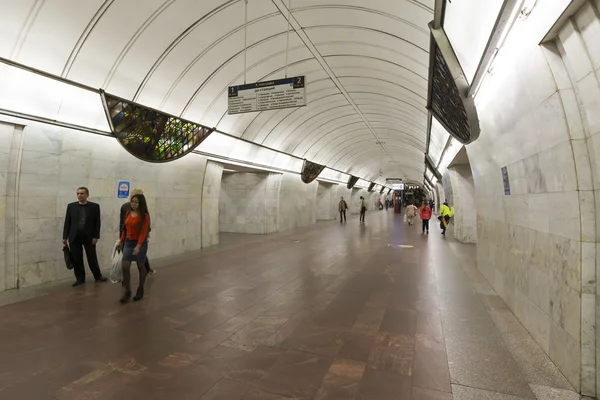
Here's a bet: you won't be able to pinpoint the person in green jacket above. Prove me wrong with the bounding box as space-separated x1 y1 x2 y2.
439 202 454 235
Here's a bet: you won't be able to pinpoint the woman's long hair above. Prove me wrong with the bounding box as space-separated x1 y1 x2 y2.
131 194 149 234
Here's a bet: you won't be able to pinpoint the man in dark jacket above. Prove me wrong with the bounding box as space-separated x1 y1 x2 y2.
120 188 154 275
62 187 107 286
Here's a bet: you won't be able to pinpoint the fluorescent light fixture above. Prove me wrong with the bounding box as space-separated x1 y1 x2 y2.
198 132 304 173
318 168 350 184
0 63 109 131
356 179 371 189
429 118 451 167
202 155 289 174
471 0 525 97
520 0 537 19
444 0 506 82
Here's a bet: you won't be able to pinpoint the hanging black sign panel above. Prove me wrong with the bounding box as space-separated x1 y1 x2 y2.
228 76 306 114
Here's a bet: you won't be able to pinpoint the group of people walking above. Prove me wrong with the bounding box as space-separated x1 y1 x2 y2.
62 187 153 303
404 199 453 234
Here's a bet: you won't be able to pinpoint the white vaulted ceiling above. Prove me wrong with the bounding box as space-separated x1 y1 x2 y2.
0 0 433 182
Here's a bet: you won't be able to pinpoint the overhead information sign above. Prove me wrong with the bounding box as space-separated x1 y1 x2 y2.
228 76 306 115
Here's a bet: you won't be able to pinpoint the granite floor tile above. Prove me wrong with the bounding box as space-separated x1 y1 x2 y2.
501 332 574 391
358 367 412 400
379 308 417 335
412 386 454 400
446 340 536 398
338 331 377 362
281 325 344 357
367 333 414 375
253 349 333 399
352 305 386 333
314 358 366 400
441 308 502 345
413 335 451 393
225 345 286 384
199 378 252 400
529 384 580 400
452 384 533 400
0 213 582 400
416 311 444 339
222 317 289 351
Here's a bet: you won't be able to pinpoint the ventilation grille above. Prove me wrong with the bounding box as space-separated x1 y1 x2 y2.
430 45 471 143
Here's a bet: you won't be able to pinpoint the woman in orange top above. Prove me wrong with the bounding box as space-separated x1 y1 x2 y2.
116 194 150 303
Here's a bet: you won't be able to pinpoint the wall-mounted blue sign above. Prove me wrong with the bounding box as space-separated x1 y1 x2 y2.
117 181 130 199
501 167 511 195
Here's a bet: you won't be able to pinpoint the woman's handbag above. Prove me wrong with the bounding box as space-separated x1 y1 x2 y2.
109 240 123 283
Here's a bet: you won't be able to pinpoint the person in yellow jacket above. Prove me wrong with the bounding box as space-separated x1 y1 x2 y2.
439 201 454 235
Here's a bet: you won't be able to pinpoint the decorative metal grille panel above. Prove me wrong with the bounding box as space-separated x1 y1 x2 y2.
368 182 376 192
347 175 359 189
430 44 471 143
102 93 214 163
300 160 325 184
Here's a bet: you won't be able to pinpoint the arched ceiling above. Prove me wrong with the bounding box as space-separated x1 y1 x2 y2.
0 0 433 182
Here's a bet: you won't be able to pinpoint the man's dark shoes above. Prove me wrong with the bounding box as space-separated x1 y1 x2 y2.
72 281 84 287
95 276 108 283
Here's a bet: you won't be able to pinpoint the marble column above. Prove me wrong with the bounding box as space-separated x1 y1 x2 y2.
201 161 223 247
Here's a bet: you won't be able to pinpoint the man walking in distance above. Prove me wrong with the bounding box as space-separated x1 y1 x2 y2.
62 187 107 286
338 196 348 223
405 202 418 226
359 196 367 223
120 188 154 275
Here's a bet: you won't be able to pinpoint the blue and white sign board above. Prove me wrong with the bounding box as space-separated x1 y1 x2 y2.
501 167 511 195
228 76 306 115
117 181 130 199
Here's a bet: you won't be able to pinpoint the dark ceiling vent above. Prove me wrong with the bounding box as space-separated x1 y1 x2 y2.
347 175 359 189
300 159 325 184
368 182 376 192
427 24 480 144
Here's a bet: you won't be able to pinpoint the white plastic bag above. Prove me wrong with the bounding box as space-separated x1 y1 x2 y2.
109 240 123 283
403 214 407 223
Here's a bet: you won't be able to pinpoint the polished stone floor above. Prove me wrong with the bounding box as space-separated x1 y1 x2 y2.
0 211 581 399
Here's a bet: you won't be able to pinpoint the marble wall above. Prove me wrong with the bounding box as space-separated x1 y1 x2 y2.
443 165 477 243
219 172 281 234
0 119 211 290
467 1 600 394
316 181 335 220
0 122 23 291
278 173 318 231
202 161 223 247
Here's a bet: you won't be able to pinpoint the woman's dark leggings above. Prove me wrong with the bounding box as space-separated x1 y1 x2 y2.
422 219 430 232
145 257 153 273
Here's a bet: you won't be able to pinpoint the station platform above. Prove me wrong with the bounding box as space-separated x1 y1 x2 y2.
0 212 578 400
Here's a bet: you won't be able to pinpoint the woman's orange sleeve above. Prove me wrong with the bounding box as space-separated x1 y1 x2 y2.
137 214 150 245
